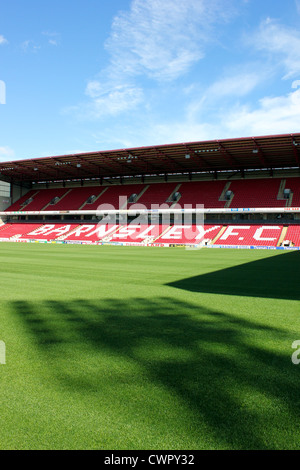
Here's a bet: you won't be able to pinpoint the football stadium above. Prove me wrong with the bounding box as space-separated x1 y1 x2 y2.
0 132 299 450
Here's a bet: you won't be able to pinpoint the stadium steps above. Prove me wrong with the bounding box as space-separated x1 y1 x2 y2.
0 223 10 232
276 179 293 207
219 182 231 200
79 187 109 210
42 189 73 211
6 190 39 212
19 190 40 210
24 223 44 235
277 179 286 199
12 223 44 240
286 192 293 207
101 225 123 242
211 225 227 245
219 182 234 208
120 196 129 209
9 234 24 240
151 225 172 244
277 226 288 246
133 185 149 203
284 225 300 247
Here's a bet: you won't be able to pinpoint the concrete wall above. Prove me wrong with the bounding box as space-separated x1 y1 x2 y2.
11 183 30 204
0 195 11 211
0 181 10 211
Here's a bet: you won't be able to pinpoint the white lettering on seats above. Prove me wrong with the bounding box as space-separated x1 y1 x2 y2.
86 224 118 238
67 225 94 237
161 225 191 240
253 226 281 241
112 225 140 239
44 225 72 236
27 224 56 235
219 226 250 240
195 225 221 239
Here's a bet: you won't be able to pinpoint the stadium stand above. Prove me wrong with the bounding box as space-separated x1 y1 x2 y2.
1 134 300 248
172 181 227 208
284 178 300 207
51 186 104 211
0 221 299 246
5 190 37 211
131 183 178 208
4 177 299 212
214 225 283 246
154 224 222 245
21 223 80 240
84 184 146 210
0 223 43 239
11 188 70 211
109 224 168 243
284 225 300 247
63 224 119 242
228 179 284 208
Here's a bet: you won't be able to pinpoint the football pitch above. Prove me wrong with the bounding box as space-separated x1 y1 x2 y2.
0 243 299 450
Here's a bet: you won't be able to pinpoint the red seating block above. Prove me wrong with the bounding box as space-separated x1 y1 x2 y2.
215 225 283 246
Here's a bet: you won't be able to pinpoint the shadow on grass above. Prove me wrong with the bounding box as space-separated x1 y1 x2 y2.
168 251 300 300
10 295 300 450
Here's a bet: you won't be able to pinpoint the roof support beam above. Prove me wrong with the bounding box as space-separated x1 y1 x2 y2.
217 142 238 168
184 145 207 169
252 138 268 167
155 149 189 172
291 137 300 165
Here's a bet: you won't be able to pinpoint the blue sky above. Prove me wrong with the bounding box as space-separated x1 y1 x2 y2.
1 0 300 161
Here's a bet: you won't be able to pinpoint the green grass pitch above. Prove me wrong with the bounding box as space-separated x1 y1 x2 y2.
0 242 299 450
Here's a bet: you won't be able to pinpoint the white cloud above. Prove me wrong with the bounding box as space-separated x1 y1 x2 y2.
186 66 269 123
91 85 300 149
72 1 300 145
82 81 144 118
42 31 60 46
223 88 300 136
92 120 217 149
292 80 300 89
0 35 8 45
73 0 237 121
250 18 300 79
144 121 217 145
208 72 263 98
21 40 41 53
105 0 235 82
163 86 300 141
